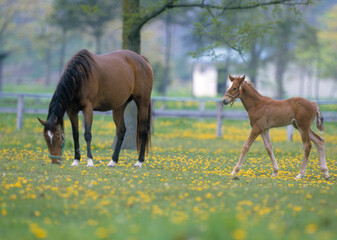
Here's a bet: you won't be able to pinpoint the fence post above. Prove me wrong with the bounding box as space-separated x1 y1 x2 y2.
287 125 293 142
216 101 223 137
199 100 205 121
17 94 24 130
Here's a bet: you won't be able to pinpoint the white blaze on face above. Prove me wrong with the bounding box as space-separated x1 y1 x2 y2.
47 130 53 144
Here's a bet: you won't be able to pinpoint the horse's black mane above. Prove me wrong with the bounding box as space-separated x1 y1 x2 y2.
45 49 94 131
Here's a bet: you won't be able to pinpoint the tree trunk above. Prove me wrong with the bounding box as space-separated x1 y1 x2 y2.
247 42 259 86
115 0 141 151
45 45 52 86
122 0 141 53
95 33 102 54
162 12 172 96
0 52 9 92
59 29 67 74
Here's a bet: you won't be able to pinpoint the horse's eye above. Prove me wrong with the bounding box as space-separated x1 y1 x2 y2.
233 88 237 90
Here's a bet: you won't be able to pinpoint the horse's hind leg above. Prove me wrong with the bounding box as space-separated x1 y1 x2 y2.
261 129 279 177
309 129 330 179
296 129 312 179
134 99 151 168
107 106 127 167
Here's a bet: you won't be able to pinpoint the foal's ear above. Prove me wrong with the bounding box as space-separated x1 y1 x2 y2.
239 75 246 82
228 74 235 82
37 117 46 126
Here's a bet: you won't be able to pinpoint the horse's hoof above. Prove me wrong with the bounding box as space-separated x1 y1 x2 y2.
86 158 94 167
71 160 80 166
324 175 331 181
107 160 117 168
232 175 240 180
134 161 143 168
295 174 304 180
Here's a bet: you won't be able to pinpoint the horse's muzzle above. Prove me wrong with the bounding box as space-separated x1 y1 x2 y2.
222 97 230 105
51 159 61 165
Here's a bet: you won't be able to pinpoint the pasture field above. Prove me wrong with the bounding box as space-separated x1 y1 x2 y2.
0 113 336 240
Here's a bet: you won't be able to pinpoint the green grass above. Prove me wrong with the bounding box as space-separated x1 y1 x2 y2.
0 113 336 240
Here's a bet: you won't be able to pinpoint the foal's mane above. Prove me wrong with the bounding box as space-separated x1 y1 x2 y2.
46 49 95 131
240 81 264 98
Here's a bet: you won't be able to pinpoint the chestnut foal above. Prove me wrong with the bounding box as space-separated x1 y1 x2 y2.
222 75 330 180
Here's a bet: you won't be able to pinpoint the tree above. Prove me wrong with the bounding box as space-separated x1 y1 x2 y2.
122 0 311 53
77 0 121 54
317 4 337 97
120 0 311 149
49 0 82 73
294 23 319 98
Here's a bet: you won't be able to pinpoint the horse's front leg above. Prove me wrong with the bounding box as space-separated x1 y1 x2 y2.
68 111 81 166
261 129 279 177
83 106 94 167
232 127 260 175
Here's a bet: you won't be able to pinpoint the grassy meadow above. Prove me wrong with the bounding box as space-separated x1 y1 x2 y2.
0 113 336 240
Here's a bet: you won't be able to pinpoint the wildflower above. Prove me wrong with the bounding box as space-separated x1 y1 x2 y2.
305 223 318 234
232 228 247 240
29 223 48 239
96 227 108 239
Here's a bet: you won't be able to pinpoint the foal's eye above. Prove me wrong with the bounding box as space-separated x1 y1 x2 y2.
233 88 237 90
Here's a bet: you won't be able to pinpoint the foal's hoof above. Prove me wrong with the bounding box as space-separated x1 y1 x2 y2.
324 175 331 181
134 161 143 168
295 173 304 180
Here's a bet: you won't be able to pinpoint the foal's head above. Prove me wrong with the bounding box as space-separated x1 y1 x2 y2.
222 75 245 105
38 118 65 164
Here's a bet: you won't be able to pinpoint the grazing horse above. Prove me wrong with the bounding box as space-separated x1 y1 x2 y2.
38 49 153 168
222 75 330 180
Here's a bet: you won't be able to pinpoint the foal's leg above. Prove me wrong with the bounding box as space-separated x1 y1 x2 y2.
83 106 94 167
309 129 330 179
134 100 151 168
68 111 81 166
296 129 312 179
261 129 279 177
232 127 261 175
107 106 127 167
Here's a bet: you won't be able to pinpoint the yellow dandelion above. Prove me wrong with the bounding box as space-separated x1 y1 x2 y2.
96 227 109 239
2 209 7 216
232 228 247 240
29 223 48 239
305 223 318 234
293 206 302 212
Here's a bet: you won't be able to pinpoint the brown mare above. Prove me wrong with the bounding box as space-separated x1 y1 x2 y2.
222 75 330 180
38 49 153 168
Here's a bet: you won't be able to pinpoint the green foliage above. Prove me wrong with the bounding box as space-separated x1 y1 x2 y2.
317 4 337 79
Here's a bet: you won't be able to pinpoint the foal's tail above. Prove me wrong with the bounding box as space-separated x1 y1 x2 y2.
136 102 152 154
315 104 325 132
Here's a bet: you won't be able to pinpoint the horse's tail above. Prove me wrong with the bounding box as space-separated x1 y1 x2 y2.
136 101 152 154
315 104 325 132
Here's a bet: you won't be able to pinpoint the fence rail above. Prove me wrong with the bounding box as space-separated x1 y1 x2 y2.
1 92 337 140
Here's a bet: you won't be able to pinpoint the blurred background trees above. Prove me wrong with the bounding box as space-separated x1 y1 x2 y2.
1 0 337 99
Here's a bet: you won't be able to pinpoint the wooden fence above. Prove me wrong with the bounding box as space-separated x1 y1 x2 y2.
1 92 337 140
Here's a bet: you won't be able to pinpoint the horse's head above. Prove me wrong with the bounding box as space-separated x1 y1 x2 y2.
38 118 65 164
222 75 245 105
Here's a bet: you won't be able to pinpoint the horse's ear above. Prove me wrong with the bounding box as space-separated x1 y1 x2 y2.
228 74 234 82
239 75 246 83
37 117 46 126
